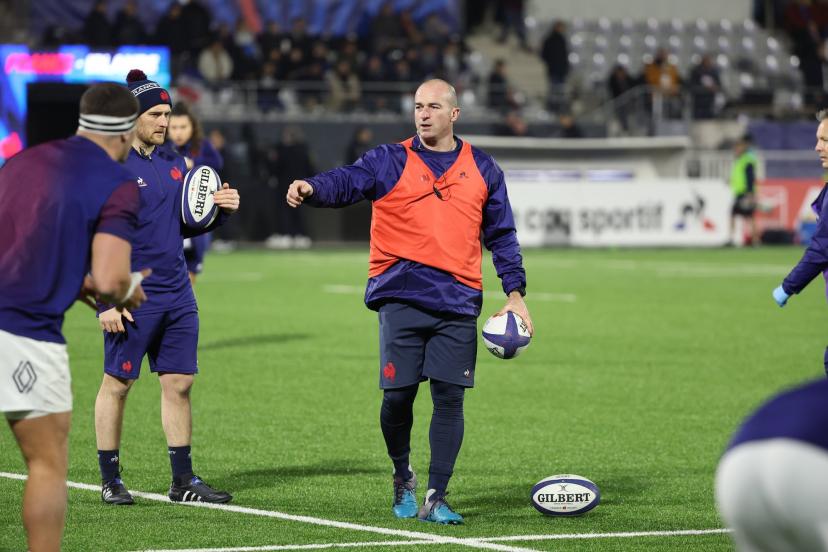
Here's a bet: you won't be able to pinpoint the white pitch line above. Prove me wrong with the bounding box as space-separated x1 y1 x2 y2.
480 528 732 542
135 540 435 552
0 472 536 552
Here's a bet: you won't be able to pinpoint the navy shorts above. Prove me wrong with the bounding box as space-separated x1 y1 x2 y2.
378 302 477 389
103 305 199 380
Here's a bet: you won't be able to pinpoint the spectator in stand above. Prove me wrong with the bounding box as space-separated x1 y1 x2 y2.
487 59 520 112
421 43 444 79
258 60 283 113
644 48 681 96
422 13 452 44
792 20 825 103
259 21 285 56
361 54 392 112
113 0 146 46
559 113 583 138
83 1 112 47
608 64 637 133
326 59 361 112
231 21 261 81
338 36 363 69
440 38 469 85
180 0 213 59
264 127 315 250
345 126 375 164
198 38 234 86
400 10 424 45
497 0 529 50
689 54 722 119
540 21 569 111
287 18 313 58
643 48 682 118
372 2 405 53
309 41 332 72
300 61 326 110
495 110 531 137
405 48 426 81
154 3 186 59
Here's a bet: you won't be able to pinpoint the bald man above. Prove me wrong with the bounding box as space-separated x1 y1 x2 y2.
287 79 532 524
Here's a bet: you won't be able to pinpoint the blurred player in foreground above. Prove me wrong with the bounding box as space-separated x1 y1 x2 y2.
167 101 224 284
716 378 828 551
287 79 531 524
0 83 147 551
93 70 239 506
772 109 828 375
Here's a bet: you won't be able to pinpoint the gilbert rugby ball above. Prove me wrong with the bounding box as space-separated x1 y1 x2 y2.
181 165 221 229
481 311 531 359
531 474 600 516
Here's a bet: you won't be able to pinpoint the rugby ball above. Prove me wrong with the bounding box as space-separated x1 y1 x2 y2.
531 474 600 516
181 165 221 230
481 311 531 359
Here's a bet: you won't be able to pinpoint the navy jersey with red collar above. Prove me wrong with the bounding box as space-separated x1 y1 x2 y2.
306 135 525 316
0 136 139 343
117 145 226 314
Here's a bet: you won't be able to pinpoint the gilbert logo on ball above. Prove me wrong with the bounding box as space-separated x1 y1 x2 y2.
181 165 221 229
481 311 531 359
531 474 600 516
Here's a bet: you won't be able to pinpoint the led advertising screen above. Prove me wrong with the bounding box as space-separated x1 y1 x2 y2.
0 45 170 165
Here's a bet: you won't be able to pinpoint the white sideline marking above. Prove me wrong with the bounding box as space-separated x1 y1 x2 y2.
482 528 732 541
322 285 576 303
136 540 432 551
0 472 536 552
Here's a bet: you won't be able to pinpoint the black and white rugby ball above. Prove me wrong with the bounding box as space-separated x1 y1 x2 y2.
531 474 600 516
181 165 221 230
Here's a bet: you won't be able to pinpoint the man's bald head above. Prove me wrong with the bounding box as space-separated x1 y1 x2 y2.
415 79 458 108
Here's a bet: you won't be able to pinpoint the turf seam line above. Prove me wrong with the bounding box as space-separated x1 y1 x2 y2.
0 472 537 552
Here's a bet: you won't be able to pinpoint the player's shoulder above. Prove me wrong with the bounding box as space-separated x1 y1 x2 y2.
464 140 503 181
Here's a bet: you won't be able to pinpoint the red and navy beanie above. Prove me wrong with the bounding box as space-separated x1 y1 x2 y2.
126 69 171 115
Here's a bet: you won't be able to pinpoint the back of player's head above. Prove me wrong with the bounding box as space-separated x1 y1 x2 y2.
78 83 139 134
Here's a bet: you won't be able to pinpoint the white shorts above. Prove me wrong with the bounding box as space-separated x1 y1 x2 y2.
0 329 72 419
716 439 828 552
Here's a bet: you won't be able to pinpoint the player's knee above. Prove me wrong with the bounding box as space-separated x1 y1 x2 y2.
102 374 134 399
431 380 465 418
160 373 194 398
382 385 418 412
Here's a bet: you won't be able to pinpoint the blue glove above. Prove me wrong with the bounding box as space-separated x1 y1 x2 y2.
772 285 790 307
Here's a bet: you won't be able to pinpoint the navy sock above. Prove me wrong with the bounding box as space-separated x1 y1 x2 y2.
427 380 465 496
380 384 419 481
168 446 193 483
98 449 121 483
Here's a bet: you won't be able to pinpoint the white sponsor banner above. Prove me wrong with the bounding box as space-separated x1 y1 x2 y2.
508 180 732 247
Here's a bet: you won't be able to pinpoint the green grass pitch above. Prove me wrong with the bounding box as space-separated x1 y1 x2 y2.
0 246 822 551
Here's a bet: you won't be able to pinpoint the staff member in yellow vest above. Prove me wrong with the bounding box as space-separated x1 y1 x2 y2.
729 134 760 246
286 79 531 525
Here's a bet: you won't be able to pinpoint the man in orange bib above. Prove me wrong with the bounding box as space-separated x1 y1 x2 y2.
287 79 532 524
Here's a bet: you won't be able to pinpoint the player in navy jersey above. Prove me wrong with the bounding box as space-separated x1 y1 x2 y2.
287 79 532 524
0 82 146 552
772 108 828 376
166 101 223 285
716 378 828 551
93 70 240 506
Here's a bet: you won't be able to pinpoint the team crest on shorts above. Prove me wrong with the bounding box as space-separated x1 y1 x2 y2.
383 361 396 382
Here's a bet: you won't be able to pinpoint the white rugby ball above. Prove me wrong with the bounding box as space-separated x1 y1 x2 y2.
481 311 531 359
181 165 221 230
531 474 600 516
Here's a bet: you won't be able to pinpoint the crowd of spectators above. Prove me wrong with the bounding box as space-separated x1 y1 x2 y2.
45 0 475 115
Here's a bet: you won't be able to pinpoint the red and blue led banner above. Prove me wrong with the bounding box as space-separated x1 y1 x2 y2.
0 45 169 165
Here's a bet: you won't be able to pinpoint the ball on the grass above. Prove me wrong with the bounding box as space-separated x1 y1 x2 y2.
531 474 600 516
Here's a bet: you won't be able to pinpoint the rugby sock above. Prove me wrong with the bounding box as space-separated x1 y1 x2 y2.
168 446 193 483
98 449 121 482
427 380 465 496
381 384 419 481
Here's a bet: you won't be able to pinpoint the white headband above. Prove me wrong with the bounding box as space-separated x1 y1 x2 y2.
78 113 138 135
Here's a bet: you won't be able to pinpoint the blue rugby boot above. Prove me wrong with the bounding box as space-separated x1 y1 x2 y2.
417 489 464 525
392 470 418 518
